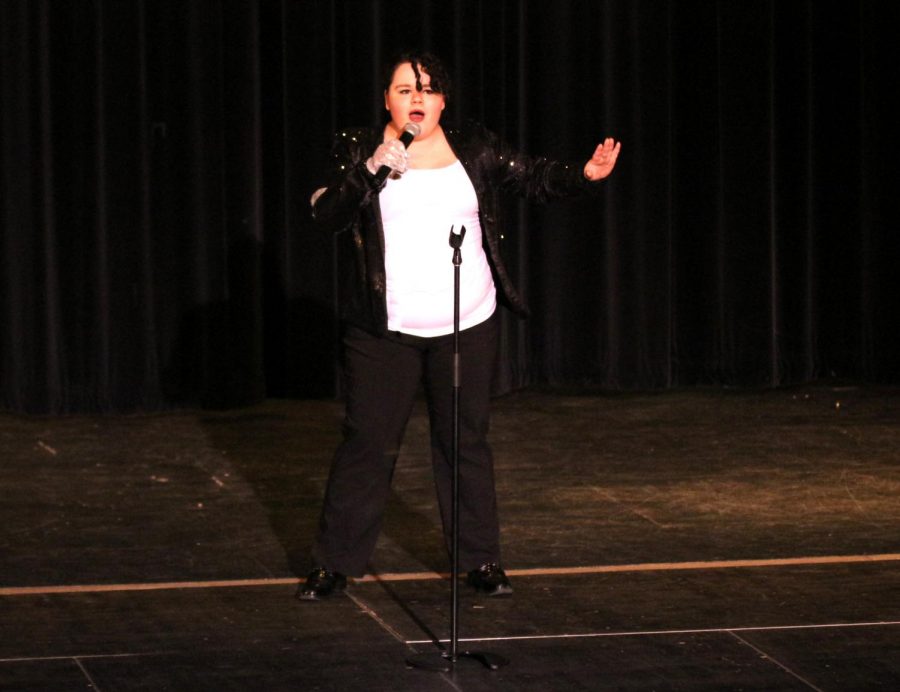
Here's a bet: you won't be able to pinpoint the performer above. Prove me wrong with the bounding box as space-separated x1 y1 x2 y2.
299 51 620 600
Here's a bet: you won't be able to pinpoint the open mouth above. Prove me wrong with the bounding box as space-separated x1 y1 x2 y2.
409 109 425 123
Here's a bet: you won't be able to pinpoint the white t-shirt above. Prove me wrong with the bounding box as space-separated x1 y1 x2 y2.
379 160 496 337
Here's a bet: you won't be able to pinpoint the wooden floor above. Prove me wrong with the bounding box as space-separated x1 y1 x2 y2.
2 383 899 690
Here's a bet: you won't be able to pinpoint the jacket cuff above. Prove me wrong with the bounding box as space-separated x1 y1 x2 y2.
357 160 386 193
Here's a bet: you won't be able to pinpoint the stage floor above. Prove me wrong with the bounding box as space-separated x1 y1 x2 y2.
2 384 899 690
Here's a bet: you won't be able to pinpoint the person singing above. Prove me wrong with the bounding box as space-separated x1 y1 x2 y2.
299 51 621 600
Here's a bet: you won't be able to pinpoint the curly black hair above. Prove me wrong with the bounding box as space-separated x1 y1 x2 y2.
382 51 452 102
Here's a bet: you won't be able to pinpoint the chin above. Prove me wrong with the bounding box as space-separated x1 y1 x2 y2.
419 119 441 133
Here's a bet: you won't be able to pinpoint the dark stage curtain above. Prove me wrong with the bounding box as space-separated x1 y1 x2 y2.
2 0 898 413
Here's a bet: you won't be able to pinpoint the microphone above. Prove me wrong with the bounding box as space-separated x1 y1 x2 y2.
373 122 421 185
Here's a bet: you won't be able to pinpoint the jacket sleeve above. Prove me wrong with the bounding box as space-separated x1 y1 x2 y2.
311 130 383 233
484 126 602 204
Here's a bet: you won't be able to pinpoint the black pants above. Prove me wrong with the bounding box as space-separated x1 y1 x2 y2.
312 314 501 577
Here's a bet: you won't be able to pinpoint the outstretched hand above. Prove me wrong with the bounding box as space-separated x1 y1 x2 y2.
583 138 622 181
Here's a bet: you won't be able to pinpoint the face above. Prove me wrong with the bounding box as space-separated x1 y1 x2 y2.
384 62 445 139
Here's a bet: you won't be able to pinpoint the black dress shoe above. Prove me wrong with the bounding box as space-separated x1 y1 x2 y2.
297 567 347 601
466 563 513 597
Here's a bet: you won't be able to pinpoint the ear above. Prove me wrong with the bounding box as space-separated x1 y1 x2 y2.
384 91 390 111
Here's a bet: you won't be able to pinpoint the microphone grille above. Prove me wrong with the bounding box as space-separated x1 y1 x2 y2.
403 122 422 137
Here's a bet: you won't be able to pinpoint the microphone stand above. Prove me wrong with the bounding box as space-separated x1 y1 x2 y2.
406 226 509 673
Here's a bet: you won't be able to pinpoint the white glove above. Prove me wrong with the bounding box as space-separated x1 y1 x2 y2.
366 139 409 177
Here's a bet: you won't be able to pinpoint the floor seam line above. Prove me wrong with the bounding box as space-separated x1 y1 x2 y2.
344 591 408 645
3 552 899 596
0 652 167 664
727 630 825 692
73 657 103 692
403 620 900 645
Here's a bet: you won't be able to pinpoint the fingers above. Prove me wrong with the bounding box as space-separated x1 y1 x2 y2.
372 139 410 173
594 138 621 158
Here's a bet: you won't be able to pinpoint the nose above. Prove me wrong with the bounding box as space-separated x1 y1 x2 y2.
411 90 424 103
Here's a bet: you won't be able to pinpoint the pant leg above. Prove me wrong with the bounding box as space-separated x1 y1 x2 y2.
422 315 501 571
312 326 423 577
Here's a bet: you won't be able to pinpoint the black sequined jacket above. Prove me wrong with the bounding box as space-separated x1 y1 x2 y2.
311 120 603 335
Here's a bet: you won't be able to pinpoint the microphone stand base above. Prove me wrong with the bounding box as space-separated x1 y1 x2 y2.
406 650 509 672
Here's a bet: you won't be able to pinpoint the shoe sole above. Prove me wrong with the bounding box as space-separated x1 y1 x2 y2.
296 583 347 602
468 581 513 597
297 591 323 601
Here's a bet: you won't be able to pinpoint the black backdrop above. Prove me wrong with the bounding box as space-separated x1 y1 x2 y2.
2 0 898 414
